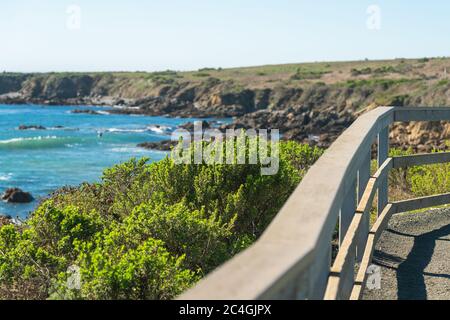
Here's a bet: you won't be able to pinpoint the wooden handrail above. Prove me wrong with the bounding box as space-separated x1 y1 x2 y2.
179 106 450 300
350 204 396 300
393 152 450 168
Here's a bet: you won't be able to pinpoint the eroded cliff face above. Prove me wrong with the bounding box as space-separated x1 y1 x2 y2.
22 75 95 100
1 68 450 149
0 74 28 95
390 122 450 152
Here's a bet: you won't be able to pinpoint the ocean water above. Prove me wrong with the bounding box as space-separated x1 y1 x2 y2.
0 104 225 219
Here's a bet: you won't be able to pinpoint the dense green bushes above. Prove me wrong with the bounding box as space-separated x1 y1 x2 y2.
389 147 450 199
0 140 323 300
2 137 450 300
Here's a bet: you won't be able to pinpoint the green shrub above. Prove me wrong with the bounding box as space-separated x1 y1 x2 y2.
351 67 372 76
290 67 329 80
52 237 196 300
374 65 396 74
193 72 211 78
389 94 410 106
0 139 322 300
389 147 450 198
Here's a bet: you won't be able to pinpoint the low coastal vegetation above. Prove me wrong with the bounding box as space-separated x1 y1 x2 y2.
389 146 450 201
0 140 323 300
363 146 450 219
1 134 450 300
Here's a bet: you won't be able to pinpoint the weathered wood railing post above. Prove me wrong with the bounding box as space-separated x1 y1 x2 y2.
357 150 371 262
308 230 333 299
377 126 389 216
340 178 357 246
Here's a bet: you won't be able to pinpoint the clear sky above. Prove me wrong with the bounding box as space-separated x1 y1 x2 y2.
1 0 450 72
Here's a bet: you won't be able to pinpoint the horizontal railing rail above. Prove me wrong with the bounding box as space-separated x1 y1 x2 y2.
179 106 450 300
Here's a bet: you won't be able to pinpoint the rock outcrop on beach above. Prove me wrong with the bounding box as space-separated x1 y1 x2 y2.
71 109 104 115
2 58 450 148
1 188 34 203
138 140 178 151
219 107 355 148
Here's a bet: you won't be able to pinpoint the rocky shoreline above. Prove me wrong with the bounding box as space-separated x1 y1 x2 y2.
0 188 34 220
1 92 356 148
2 70 450 150
0 73 362 148
4 93 448 153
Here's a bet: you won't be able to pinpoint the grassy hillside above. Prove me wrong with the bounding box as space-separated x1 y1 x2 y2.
2 57 450 103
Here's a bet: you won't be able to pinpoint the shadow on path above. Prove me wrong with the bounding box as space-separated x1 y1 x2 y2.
393 224 450 300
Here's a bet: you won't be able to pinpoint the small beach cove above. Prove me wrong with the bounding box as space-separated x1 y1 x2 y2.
0 104 228 219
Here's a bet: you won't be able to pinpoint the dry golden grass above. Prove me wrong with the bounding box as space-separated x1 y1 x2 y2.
179 57 450 88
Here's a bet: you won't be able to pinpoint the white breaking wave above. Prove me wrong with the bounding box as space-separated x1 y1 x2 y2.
105 125 173 134
107 128 147 133
0 136 83 150
47 126 79 131
147 125 173 134
0 136 58 144
110 146 150 153
0 173 12 181
65 143 82 148
97 111 111 115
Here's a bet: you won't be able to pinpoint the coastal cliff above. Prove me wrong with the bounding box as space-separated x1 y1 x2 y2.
2 57 450 149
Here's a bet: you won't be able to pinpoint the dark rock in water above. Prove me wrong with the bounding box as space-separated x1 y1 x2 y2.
1 188 34 203
107 108 146 116
71 109 103 115
18 125 46 130
19 125 70 131
137 140 178 151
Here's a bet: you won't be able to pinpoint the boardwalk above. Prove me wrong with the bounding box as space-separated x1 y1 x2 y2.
363 208 450 300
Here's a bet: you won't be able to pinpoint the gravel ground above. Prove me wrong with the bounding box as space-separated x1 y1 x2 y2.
363 208 450 300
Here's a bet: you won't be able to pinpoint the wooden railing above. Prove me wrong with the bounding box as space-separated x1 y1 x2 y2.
179 106 450 300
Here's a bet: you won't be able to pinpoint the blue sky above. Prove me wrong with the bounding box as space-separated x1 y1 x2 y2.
1 0 450 72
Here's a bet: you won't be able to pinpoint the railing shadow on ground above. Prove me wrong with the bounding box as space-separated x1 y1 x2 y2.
372 224 450 300
395 224 450 300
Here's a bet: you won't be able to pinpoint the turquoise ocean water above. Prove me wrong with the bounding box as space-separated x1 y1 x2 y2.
0 104 224 219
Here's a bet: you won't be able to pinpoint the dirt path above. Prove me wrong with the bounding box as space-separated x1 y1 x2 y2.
363 208 450 300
